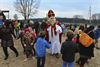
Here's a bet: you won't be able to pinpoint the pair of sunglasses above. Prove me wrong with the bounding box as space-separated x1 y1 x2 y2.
48 13 55 18
48 10 55 18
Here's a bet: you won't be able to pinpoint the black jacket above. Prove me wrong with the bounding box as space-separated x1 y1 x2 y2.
61 39 77 62
0 27 16 40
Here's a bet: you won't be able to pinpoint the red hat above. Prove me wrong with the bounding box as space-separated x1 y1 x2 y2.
24 28 30 33
48 10 55 18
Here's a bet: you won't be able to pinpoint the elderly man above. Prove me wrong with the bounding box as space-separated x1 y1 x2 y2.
45 10 62 57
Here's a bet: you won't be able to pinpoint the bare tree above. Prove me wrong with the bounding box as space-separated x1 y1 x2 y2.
14 0 40 20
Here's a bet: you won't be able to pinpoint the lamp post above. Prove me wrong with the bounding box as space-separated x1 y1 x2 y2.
89 6 92 23
89 0 93 24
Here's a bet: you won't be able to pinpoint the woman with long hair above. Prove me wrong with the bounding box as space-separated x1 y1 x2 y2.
0 21 19 60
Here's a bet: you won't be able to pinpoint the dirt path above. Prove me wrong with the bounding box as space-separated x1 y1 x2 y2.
0 37 100 67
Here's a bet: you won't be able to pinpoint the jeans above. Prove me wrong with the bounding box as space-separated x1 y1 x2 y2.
62 61 74 67
37 57 45 67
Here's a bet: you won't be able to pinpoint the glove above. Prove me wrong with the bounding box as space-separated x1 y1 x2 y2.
48 41 51 44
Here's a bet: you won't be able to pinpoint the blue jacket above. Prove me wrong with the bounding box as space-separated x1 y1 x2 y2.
36 37 50 57
0 20 3 27
94 29 100 39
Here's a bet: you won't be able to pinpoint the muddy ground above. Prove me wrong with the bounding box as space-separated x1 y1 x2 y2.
0 37 100 67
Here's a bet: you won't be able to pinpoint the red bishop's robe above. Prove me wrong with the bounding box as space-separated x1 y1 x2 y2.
45 22 63 54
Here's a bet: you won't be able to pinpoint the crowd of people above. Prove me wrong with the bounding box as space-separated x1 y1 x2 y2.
0 10 100 67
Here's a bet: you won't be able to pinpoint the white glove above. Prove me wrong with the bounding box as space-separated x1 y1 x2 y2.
56 25 62 33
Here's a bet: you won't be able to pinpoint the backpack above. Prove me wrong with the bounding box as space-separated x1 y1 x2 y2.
79 32 94 47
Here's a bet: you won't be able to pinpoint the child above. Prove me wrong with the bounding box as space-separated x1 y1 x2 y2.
61 31 78 67
23 26 36 61
36 31 51 67
94 25 100 49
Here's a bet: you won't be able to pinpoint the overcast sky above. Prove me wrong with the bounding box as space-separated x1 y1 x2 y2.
0 0 100 19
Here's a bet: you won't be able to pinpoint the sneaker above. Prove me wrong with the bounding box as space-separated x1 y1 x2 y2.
32 57 35 60
95 47 100 50
24 58 28 61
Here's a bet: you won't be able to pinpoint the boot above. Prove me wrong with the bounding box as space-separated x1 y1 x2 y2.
76 60 80 64
55 53 60 58
4 56 8 60
16 52 19 57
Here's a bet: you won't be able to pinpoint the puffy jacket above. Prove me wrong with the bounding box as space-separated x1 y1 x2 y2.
94 29 100 39
61 39 77 62
36 37 50 57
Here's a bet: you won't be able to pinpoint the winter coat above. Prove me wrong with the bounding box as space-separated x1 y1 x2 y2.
61 39 77 62
36 37 50 57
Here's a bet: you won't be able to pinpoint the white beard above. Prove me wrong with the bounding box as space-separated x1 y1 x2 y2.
48 17 56 26
50 21 56 26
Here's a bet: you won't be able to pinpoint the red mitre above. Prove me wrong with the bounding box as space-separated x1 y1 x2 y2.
48 10 55 18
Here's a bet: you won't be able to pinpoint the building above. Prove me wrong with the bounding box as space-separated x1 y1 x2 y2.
92 13 100 20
